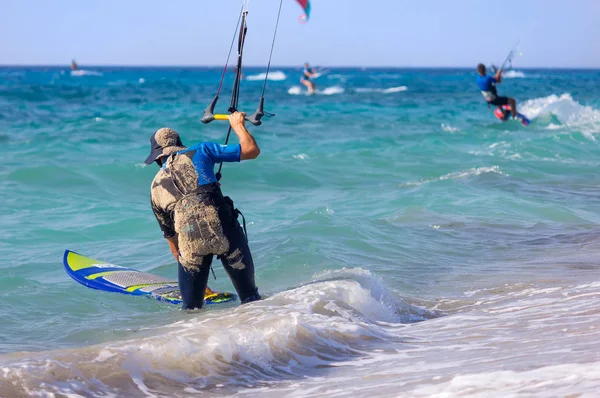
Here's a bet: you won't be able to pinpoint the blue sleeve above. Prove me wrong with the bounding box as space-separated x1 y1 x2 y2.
202 142 241 163
490 77 497 83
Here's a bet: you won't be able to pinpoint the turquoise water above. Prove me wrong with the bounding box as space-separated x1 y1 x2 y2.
1 66 600 396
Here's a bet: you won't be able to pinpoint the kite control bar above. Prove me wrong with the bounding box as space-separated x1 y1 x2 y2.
201 96 265 126
206 2 281 182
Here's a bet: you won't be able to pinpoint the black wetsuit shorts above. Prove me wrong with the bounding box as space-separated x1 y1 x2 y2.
489 96 510 107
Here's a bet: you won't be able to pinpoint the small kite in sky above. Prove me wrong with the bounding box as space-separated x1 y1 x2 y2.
296 0 311 23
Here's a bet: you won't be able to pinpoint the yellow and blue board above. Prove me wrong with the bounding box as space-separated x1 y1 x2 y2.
63 250 237 305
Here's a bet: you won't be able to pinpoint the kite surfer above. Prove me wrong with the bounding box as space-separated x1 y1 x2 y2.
476 63 523 123
144 114 262 310
300 62 317 94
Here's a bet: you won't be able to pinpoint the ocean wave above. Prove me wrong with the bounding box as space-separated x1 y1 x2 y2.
287 85 345 96
287 85 305 95
441 123 460 132
520 93 600 136
502 70 526 78
0 269 432 396
410 362 600 397
354 86 408 94
399 165 506 187
546 123 562 130
70 70 103 77
246 71 287 81
326 73 348 82
266 279 600 397
319 86 345 95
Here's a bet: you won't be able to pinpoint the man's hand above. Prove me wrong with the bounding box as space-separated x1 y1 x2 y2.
229 111 246 130
229 111 260 160
166 235 179 262
495 68 503 83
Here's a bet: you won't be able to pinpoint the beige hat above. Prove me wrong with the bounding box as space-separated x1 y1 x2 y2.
144 128 187 164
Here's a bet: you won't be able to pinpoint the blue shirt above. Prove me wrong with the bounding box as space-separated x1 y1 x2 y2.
476 75 498 102
170 142 241 185
476 75 497 91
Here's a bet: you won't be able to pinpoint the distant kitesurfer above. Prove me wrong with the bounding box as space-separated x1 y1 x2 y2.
300 62 317 94
144 112 262 310
476 63 519 120
71 59 78 71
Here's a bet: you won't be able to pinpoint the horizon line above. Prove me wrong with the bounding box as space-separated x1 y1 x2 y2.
1 64 600 70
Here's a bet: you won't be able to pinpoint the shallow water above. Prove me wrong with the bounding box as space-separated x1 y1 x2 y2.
1 66 600 397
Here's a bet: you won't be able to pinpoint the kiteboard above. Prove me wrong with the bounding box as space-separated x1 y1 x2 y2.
494 104 530 126
63 250 237 305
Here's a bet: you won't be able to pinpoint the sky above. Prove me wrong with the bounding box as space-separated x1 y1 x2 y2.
1 0 599 68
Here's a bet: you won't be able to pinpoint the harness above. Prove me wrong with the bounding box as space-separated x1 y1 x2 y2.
481 80 498 103
163 158 249 279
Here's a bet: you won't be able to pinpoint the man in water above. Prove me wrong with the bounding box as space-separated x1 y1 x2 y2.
145 112 261 310
476 63 519 120
300 62 317 94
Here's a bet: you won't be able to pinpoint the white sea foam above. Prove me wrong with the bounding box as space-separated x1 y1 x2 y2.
93 350 116 362
254 279 600 397
354 86 408 94
318 207 335 216
0 271 430 396
70 70 103 77
327 73 348 82
246 71 286 81
2 275 600 397
438 166 506 181
287 85 303 95
546 123 562 130
502 70 526 78
288 85 345 96
441 123 460 132
400 166 506 187
520 93 600 137
293 153 309 160
409 362 600 397
319 86 345 95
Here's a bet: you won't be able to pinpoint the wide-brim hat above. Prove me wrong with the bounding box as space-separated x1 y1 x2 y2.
144 128 187 164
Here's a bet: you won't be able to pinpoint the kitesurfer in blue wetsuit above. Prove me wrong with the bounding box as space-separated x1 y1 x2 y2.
476 63 519 119
300 62 317 94
145 112 261 310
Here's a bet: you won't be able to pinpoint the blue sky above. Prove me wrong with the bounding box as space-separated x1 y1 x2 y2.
1 0 599 67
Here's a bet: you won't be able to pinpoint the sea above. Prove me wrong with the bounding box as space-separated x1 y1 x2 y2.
1 66 600 397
